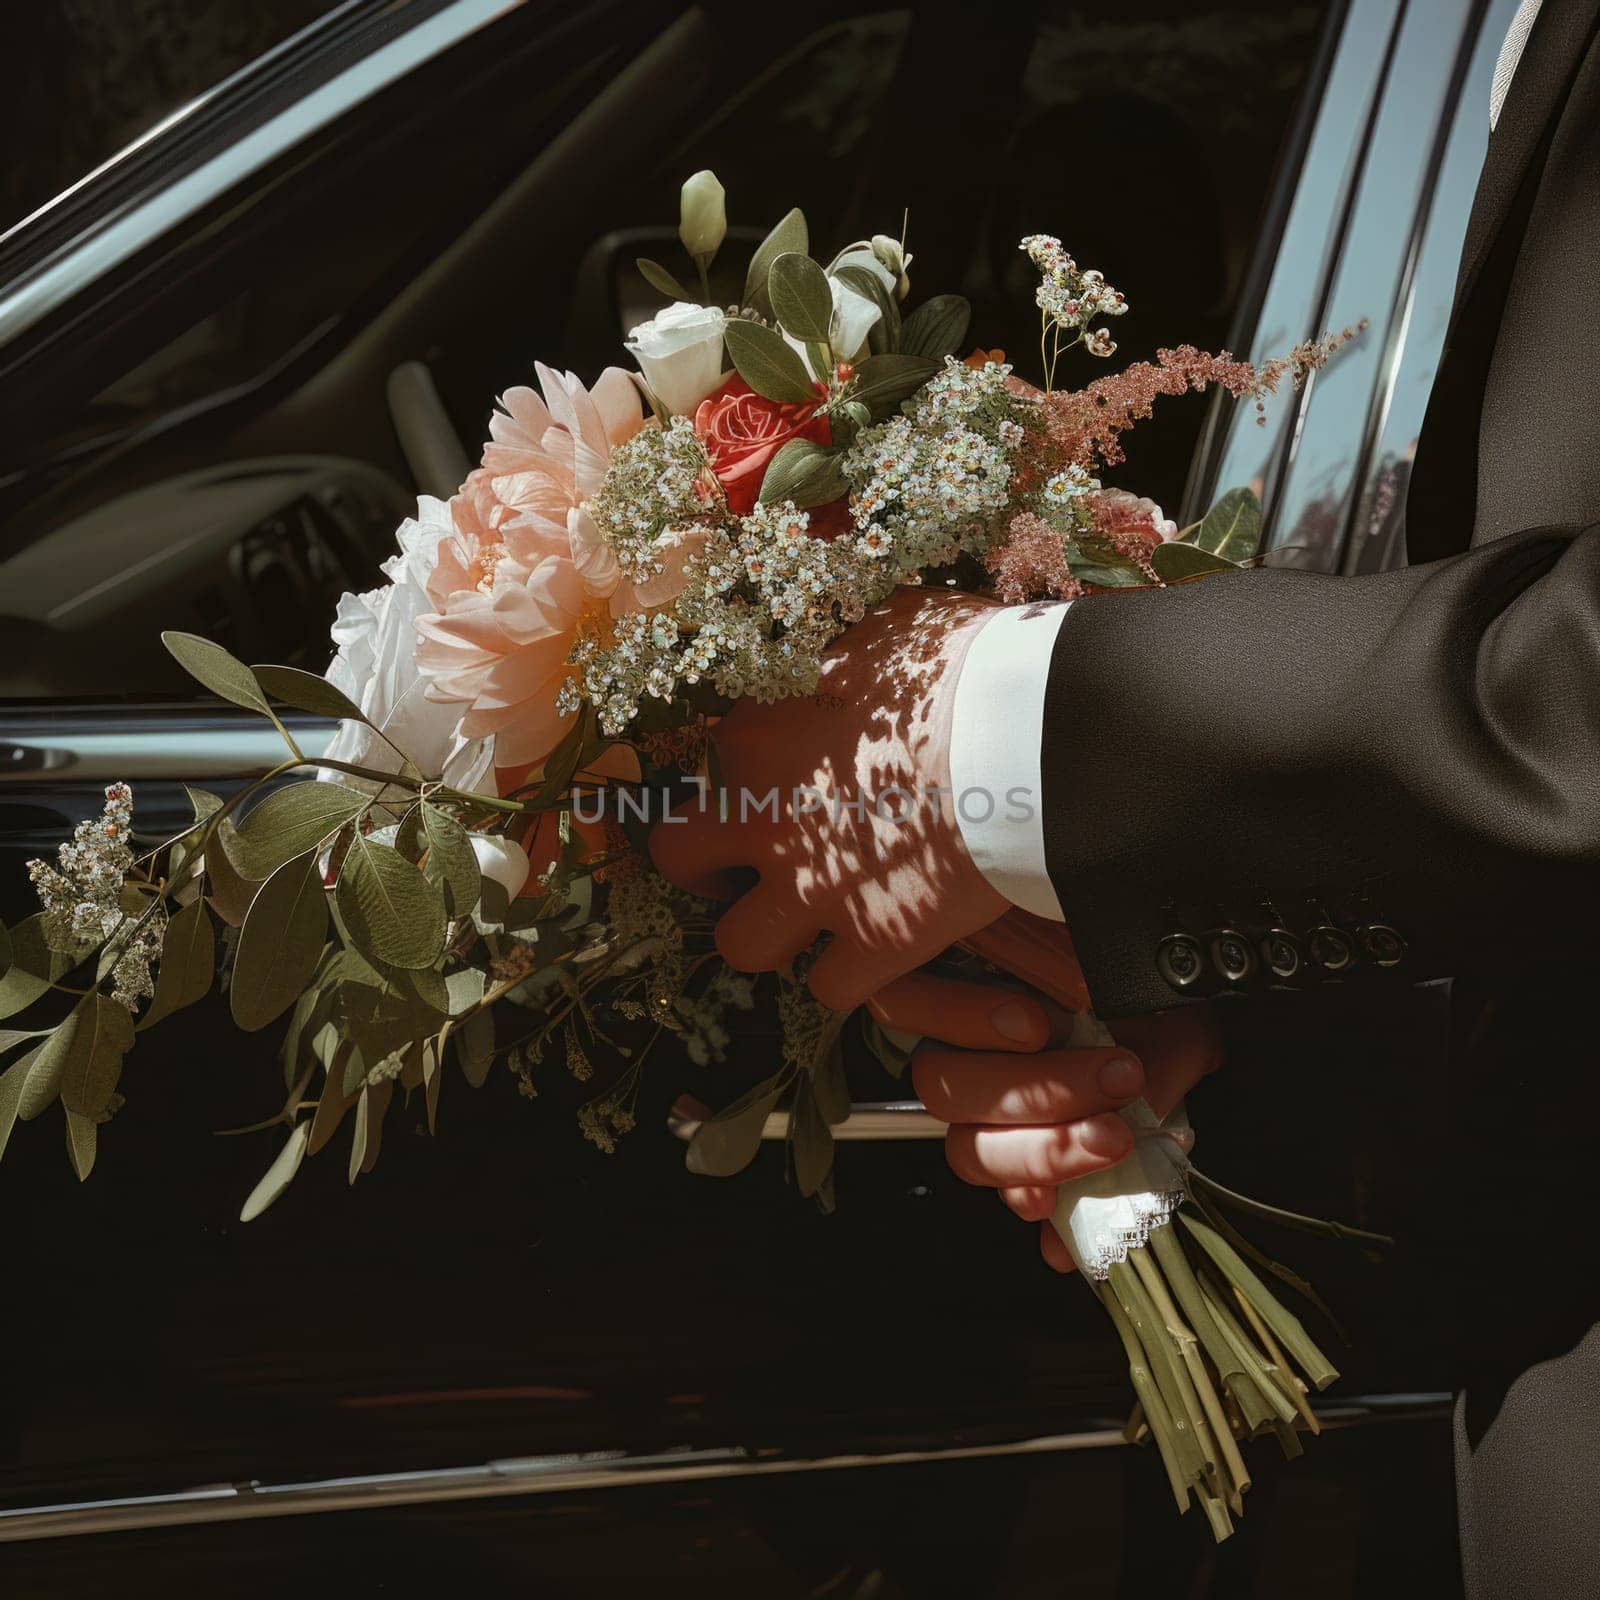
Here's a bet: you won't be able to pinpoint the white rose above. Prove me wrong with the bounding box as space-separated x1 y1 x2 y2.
322 496 493 798
626 301 727 417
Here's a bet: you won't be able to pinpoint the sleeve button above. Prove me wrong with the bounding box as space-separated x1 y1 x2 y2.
1260 927 1305 980
1308 924 1358 973
1156 934 1206 990
1357 922 1406 967
1209 929 1256 985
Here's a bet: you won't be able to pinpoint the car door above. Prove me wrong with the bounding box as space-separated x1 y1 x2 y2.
0 1 1487 1593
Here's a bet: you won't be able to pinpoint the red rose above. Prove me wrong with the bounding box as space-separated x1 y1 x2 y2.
694 376 838 519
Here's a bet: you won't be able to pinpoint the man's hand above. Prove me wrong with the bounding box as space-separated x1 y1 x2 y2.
869 974 1222 1273
650 587 1005 1009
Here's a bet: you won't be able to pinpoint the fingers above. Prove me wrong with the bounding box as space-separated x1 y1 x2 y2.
869 973 1050 1052
943 1115 1132 1188
1040 1221 1076 1274
958 910 1091 1013
648 798 758 901
912 1047 1144 1125
712 885 826 974
805 933 914 1013
1110 1006 1223 1120
999 1184 1057 1222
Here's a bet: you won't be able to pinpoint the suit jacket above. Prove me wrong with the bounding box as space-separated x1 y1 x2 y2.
1042 0 1600 1399
1044 0 1600 1023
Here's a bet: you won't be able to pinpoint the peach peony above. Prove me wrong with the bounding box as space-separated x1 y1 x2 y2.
416 364 659 770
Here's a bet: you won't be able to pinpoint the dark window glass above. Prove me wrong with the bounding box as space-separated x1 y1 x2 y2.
0 1 1329 699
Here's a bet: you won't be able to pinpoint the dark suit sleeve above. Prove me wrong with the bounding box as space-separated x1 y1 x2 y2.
1040 523 1600 1016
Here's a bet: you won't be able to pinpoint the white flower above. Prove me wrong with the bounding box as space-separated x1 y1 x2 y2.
323 497 493 797
786 252 900 378
469 833 532 932
626 302 727 417
678 170 726 265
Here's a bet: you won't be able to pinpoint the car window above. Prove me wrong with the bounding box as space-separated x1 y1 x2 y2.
0 1 1332 702
0 0 344 236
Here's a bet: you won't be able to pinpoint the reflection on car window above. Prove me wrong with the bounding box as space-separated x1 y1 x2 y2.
0 2 1329 701
0 0 339 235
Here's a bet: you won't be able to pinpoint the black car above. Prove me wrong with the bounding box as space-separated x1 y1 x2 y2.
0 1 1509 1593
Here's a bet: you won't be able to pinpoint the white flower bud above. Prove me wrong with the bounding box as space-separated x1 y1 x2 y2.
678 170 727 266
870 233 914 300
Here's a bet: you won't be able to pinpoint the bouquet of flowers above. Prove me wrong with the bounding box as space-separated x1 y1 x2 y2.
0 172 1374 1539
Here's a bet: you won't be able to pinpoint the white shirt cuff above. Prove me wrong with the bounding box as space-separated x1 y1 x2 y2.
947 602 1072 921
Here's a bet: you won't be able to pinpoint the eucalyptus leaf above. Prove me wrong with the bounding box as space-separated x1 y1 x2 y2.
348 1085 373 1183
337 833 446 970
0 914 85 1019
791 1079 834 1198
722 318 817 405
848 353 939 418
64 1108 97 1182
59 993 133 1118
160 631 272 715
757 439 848 511
239 1121 311 1222
420 803 482 917
899 293 971 360
686 1071 786 1177
768 251 834 343
388 961 449 1017
1066 552 1152 588
1150 542 1240 584
1195 485 1264 562
0 1048 39 1167
744 207 809 315
0 917 11 982
455 1007 495 1088
636 256 693 302
205 814 261 928
138 899 216 1031
252 664 370 726
232 851 329 1032
810 1015 851 1124
445 966 486 1018
230 781 368 881
185 786 224 824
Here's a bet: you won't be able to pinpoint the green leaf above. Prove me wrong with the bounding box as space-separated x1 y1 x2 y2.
791 1079 834 1198
64 1109 97 1182
205 814 261 927
810 1014 851 1124
1066 544 1153 589
239 1121 310 1222
185 785 224 824
0 916 11 982
137 899 216 1031
62 994 133 1118
252 664 369 726
455 1007 495 1088
1195 486 1264 562
28 994 135 1123
420 803 482 917
0 914 83 1019
744 207 808 316
722 319 817 405
900 293 971 360
686 1071 786 1177
768 251 834 343
445 967 486 1019
636 256 694 301
0 1049 39 1167
230 781 368 881
337 833 446 970
161 632 272 715
232 851 329 1032
757 438 848 511
848 353 940 418
1150 542 1240 584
